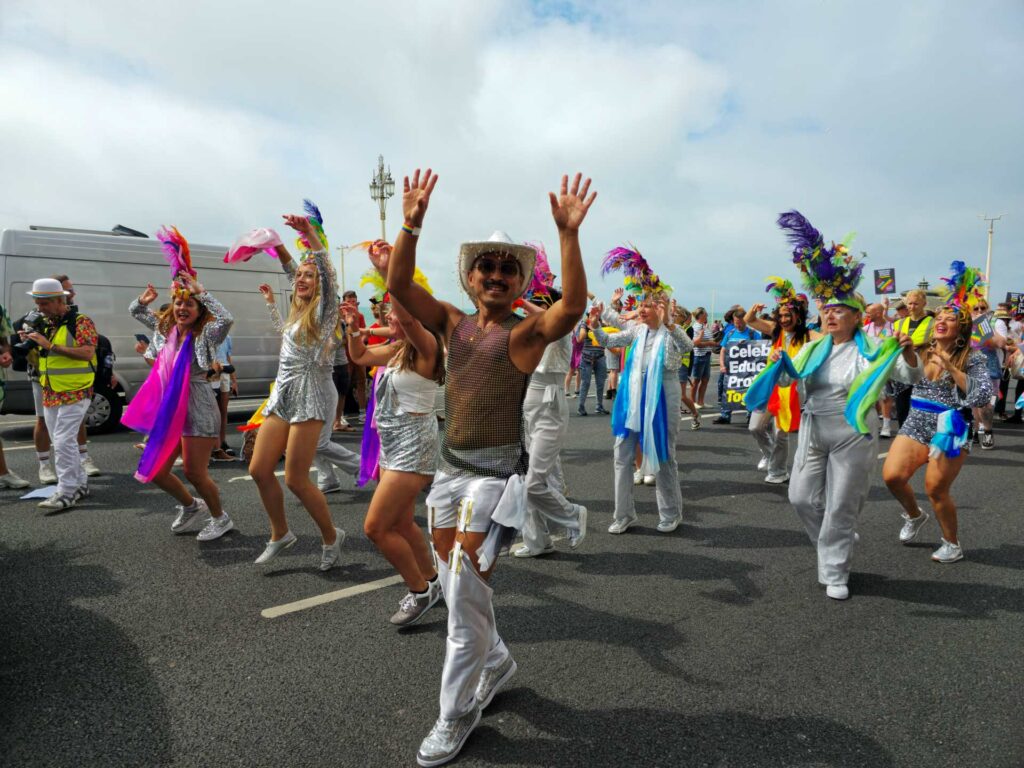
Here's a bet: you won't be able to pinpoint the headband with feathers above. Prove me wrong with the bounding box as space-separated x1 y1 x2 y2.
525 241 556 298
156 225 197 299
354 240 434 302
940 261 986 313
296 198 328 255
764 275 798 305
777 210 863 309
601 245 672 297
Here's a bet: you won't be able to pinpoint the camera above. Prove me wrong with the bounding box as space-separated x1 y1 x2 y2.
13 310 46 353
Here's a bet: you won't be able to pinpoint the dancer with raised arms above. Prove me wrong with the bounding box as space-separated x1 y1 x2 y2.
387 168 595 767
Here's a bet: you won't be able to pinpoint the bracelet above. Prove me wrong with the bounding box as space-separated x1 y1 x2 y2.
401 222 421 237
348 331 362 338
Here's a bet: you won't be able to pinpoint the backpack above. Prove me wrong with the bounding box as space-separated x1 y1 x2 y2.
93 334 115 388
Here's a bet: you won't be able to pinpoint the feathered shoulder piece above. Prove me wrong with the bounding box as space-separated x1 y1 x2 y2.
601 244 671 297
764 276 797 305
940 261 985 313
525 241 556 298
296 198 329 255
354 240 433 301
777 210 862 308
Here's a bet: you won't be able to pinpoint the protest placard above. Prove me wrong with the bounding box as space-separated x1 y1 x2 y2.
723 339 771 411
874 268 896 295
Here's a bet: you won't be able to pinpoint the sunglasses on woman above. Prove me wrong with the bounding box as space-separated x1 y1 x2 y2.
475 257 520 278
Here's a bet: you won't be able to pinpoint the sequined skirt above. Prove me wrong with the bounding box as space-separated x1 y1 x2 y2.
185 379 220 438
378 411 439 475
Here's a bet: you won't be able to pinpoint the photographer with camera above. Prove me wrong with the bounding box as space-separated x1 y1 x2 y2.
12 274 102 484
18 278 98 510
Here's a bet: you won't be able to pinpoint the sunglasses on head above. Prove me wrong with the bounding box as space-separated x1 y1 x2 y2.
475 257 520 278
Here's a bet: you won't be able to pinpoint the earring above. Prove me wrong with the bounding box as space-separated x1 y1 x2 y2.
955 337 966 349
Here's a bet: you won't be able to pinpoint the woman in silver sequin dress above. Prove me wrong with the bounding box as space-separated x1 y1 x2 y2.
249 214 345 570
882 306 994 563
129 273 235 542
341 254 444 627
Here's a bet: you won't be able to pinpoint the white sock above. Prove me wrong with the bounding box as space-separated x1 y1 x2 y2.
36 451 50 464
882 418 891 429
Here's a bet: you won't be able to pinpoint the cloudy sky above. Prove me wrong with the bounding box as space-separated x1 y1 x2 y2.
2 0 1022 315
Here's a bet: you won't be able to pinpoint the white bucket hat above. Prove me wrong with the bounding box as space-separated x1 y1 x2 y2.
27 278 70 298
458 231 536 299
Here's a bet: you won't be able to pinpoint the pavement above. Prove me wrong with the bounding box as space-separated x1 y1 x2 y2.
1 392 1022 768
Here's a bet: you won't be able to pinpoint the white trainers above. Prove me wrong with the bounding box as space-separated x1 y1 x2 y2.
656 518 680 533
608 516 638 534
642 474 656 486
171 499 209 534
416 708 481 767
38 463 57 485
390 587 441 627
37 491 76 511
512 544 554 558
765 472 790 484
879 424 892 438
0 471 30 490
898 509 929 543
567 505 588 549
255 530 298 564
197 512 234 542
931 538 964 563
757 456 769 471
80 456 102 477
826 584 850 600
632 469 643 485
319 527 346 571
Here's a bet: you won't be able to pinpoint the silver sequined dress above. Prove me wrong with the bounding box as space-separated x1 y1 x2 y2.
130 292 233 438
263 249 339 423
899 350 992 448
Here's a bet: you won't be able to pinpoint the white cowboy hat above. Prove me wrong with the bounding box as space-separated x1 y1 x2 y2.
457 231 536 299
27 278 70 298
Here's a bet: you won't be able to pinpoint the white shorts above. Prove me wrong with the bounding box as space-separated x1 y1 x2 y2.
31 379 44 417
426 471 510 533
210 375 231 393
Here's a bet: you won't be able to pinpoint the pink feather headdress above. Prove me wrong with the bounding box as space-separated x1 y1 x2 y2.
156 225 196 299
525 241 556 298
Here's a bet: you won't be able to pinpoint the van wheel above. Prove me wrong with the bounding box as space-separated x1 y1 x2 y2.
86 385 124 434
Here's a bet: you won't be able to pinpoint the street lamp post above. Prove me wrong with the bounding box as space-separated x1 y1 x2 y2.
980 213 1004 301
369 154 396 241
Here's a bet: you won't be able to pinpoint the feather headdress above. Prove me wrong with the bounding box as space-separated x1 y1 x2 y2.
764 276 798 305
777 210 863 310
940 260 986 313
601 245 672 297
296 198 329 255
156 225 197 299
354 240 433 301
525 241 556 298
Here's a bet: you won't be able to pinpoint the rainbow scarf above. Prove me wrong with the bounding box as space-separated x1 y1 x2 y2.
910 397 969 458
744 330 903 435
121 328 194 482
611 325 669 475
357 367 384 487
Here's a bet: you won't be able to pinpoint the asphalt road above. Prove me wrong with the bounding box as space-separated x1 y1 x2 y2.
1 393 1022 768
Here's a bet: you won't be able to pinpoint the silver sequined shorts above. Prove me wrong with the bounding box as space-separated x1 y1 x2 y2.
184 379 220 438
378 411 439 475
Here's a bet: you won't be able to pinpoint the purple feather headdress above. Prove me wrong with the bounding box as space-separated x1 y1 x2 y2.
777 210 863 309
601 245 671 297
525 241 556 297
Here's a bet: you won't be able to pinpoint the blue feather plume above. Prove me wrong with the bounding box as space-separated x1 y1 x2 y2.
303 198 323 225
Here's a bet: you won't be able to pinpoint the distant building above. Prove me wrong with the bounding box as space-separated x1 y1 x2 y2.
898 278 945 310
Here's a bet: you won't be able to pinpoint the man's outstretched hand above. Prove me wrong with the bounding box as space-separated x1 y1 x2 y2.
550 173 597 233
403 168 438 228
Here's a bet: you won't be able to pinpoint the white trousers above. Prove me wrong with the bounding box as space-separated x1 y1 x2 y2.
788 412 876 586
314 377 359 482
748 409 790 477
521 375 580 552
43 398 90 496
612 375 682 525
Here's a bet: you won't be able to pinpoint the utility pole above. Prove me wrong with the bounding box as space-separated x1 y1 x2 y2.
336 245 349 294
369 155 396 241
980 214 1004 301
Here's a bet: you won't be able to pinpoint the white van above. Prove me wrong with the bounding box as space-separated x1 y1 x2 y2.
1 227 297 431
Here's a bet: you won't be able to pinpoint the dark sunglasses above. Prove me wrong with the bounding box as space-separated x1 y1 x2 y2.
475 257 520 278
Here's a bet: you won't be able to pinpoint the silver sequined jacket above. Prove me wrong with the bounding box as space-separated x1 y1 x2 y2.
130 292 233 372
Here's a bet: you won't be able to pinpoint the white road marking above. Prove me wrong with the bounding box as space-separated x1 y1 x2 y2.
878 452 889 459
229 470 285 483
261 575 405 619
3 444 37 451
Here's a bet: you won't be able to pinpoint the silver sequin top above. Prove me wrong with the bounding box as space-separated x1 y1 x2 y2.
899 350 992 446
263 249 339 423
130 293 233 378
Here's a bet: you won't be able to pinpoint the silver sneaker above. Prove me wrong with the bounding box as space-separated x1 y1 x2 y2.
899 509 929 544
632 469 643 485
475 654 517 710
254 530 298 564
567 505 588 549
642 474 656 486
197 513 234 542
416 708 481 767
931 538 964 563
171 499 209 534
319 527 346 571
0 471 30 490
765 472 790 484
608 516 638 535
656 518 680 533
38 463 57 485
80 456 102 477
512 544 554 558
390 587 440 627
757 456 769 471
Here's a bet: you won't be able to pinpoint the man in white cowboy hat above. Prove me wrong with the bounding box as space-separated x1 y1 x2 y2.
19 277 98 510
384 169 595 767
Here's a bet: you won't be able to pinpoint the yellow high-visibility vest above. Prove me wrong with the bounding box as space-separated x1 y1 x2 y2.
39 319 96 393
893 315 934 345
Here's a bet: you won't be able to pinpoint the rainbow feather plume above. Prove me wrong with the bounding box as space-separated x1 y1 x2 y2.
764 275 797 304
156 225 194 279
940 260 986 312
602 245 669 297
296 198 329 251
